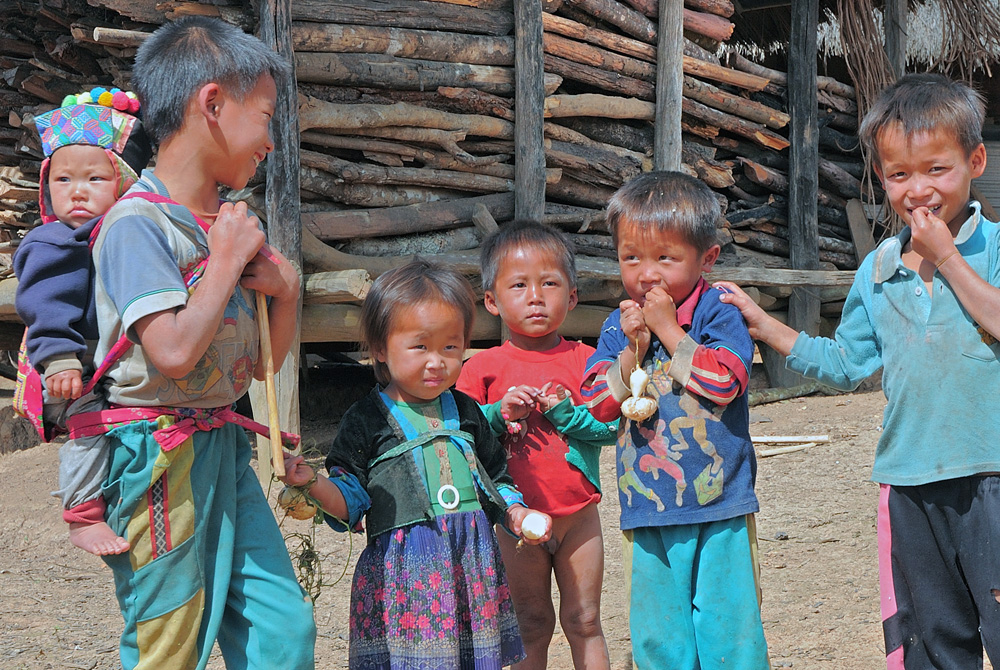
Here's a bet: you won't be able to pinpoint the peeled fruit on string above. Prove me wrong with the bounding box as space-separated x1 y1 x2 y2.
521 512 548 540
278 485 319 521
621 366 657 421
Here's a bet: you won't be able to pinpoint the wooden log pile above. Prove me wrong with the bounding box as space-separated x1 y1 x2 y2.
0 0 871 344
0 0 253 267
288 0 868 337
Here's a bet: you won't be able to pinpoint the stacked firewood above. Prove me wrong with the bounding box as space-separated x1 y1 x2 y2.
290 0 865 336
0 0 259 267
290 1 865 262
0 0 867 343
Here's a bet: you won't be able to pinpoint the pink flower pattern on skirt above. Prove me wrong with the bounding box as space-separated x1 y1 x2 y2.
349 510 524 669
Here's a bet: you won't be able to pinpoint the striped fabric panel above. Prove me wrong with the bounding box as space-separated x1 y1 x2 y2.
147 474 173 560
686 345 748 405
580 359 620 422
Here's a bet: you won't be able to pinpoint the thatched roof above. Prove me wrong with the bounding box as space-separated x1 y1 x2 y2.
817 1 1000 77
731 0 1000 234
733 1 1000 79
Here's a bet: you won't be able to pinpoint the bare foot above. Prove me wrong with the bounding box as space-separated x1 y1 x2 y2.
69 522 130 555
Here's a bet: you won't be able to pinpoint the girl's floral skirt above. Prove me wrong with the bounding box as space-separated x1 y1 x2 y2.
349 510 524 669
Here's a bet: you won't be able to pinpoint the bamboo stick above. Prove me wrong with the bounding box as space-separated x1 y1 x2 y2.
759 443 816 457
751 435 831 443
255 292 285 476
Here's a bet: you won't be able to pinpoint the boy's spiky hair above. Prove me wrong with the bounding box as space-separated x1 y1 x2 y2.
480 220 577 292
606 171 721 252
859 73 986 165
133 16 290 146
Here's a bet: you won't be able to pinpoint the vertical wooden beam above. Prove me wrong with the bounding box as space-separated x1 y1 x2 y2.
514 0 546 221
654 0 684 170
772 0 820 388
253 0 302 484
884 0 907 79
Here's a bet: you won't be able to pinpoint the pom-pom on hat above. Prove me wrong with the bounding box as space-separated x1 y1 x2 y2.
34 86 153 223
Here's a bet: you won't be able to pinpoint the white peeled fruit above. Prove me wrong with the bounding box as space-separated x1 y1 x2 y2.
622 396 657 421
629 367 650 398
521 512 548 540
621 367 657 421
278 485 319 521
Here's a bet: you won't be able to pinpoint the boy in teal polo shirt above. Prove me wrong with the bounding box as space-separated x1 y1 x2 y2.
717 73 1000 669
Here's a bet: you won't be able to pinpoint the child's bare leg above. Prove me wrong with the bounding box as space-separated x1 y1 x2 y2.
552 504 611 670
497 530 556 670
69 522 130 555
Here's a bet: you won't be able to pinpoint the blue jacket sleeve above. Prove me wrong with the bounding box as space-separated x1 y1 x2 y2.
13 220 96 372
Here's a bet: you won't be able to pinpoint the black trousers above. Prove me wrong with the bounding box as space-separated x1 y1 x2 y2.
879 476 1000 669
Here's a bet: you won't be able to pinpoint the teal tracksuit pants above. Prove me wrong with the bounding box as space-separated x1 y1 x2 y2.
627 515 769 670
101 416 316 670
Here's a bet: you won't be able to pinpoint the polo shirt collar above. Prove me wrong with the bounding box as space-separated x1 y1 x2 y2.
675 276 709 328
872 200 982 284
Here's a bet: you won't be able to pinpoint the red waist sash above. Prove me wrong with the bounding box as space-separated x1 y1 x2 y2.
66 404 300 452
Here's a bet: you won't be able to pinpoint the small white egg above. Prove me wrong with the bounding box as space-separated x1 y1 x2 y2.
521 512 547 540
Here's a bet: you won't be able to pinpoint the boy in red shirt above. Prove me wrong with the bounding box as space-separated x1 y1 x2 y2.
457 220 617 669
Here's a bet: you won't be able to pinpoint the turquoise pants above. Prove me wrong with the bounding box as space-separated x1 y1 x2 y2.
627 516 769 670
102 417 316 670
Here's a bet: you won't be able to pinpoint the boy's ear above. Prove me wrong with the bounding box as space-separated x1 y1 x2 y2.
483 290 501 317
970 142 987 179
197 83 224 123
701 244 721 273
568 286 579 311
372 347 386 364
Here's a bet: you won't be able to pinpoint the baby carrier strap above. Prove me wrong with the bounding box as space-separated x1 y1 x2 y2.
66 404 301 452
88 190 212 249
81 190 212 394
62 193 299 447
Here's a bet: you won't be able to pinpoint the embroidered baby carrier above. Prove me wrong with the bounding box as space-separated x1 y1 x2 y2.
13 191 208 440
14 192 298 452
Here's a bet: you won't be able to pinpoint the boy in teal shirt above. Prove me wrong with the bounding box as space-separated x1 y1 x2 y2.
718 73 1000 669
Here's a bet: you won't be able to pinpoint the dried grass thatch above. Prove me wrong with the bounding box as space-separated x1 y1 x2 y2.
831 0 897 231
818 0 1000 80
818 0 1000 233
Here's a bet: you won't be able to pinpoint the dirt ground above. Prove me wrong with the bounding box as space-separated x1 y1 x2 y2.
0 380 971 670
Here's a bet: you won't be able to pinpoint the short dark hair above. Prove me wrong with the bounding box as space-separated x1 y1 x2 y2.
133 16 290 146
859 73 986 166
360 261 477 386
480 220 577 292
606 171 721 252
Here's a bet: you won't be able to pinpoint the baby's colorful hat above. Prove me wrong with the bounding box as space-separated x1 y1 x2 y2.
35 87 154 223
35 87 151 173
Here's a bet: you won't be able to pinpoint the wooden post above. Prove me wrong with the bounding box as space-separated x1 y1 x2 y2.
770 0 820 388
515 0 546 221
654 0 683 170
884 0 907 79
253 0 303 486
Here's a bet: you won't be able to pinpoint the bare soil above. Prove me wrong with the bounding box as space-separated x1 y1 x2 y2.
0 383 929 670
